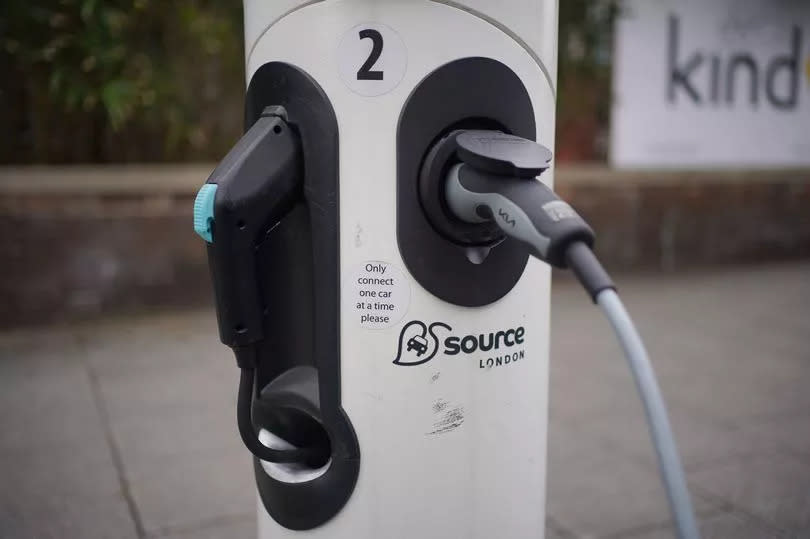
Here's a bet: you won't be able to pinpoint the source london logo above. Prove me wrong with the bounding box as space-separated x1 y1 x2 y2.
393 320 526 370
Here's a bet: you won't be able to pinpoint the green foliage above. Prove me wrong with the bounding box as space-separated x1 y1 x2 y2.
0 1 619 163
1 0 244 162
557 0 620 161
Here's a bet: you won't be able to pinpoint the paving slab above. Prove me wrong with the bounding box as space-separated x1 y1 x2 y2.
0 330 140 539
0 261 808 538
0 438 135 539
626 511 783 539
578 403 776 472
155 515 255 539
109 401 243 472
545 522 573 539
737 411 810 461
688 454 810 534
0 335 102 452
127 447 255 535
546 421 721 538
0 491 137 539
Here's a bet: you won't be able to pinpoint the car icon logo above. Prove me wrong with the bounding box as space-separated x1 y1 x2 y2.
407 335 429 356
393 320 451 367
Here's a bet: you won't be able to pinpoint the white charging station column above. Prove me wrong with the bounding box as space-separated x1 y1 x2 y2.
243 1 558 537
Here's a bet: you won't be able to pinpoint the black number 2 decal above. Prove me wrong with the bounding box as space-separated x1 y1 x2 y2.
357 29 384 80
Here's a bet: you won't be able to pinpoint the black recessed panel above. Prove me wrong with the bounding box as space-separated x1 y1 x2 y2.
397 57 536 306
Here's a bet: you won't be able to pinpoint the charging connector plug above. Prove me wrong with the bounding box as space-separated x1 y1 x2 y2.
443 130 614 300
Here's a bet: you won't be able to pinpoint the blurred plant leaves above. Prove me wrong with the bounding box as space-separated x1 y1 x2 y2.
557 0 621 161
0 0 244 162
101 79 135 129
0 0 619 163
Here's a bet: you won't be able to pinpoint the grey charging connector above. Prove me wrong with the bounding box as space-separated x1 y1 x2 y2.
442 130 701 539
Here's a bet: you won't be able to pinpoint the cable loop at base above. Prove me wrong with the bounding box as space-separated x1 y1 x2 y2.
237 368 329 464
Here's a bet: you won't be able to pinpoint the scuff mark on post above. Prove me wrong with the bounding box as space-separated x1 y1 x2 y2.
427 398 465 435
355 224 363 247
364 391 383 402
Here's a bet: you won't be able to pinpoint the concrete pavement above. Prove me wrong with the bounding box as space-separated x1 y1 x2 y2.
1 262 808 538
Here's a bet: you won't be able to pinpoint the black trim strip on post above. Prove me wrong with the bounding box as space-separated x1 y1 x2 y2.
244 62 360 531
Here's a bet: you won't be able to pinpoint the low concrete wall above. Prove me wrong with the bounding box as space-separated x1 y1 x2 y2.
0 166 210 328
556 166 810 270
1 165 808 328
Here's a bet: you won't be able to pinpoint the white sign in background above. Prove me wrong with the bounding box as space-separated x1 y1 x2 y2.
611 0 810 168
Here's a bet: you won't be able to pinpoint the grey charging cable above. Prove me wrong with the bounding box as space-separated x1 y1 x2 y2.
566 242 700 539
441 131 701 539
597 287 699 539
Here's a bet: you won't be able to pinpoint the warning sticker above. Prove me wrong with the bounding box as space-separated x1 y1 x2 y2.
345 261 410 329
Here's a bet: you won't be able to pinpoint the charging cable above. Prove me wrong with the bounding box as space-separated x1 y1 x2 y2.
443 131 701 539
237 367 329 464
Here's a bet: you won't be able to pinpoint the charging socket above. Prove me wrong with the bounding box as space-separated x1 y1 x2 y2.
396 57 535 307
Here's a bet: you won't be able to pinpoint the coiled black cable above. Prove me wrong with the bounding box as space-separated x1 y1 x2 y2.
237 367 329 464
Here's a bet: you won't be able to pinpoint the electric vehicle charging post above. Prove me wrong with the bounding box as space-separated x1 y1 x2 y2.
193 1 700 538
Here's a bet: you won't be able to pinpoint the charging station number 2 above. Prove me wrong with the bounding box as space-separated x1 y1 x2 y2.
339 23 407 96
